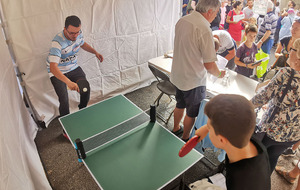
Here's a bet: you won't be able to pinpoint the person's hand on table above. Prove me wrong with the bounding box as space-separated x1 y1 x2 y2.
218 70 226 78
195 124 209 142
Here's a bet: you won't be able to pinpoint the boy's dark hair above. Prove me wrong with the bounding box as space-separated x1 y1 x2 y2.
65 15 81 29
204 94 256 148
245 24 258 34
233 1 242 8
276 2 279 6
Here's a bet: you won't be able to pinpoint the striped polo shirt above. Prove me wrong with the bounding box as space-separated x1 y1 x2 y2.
258 12 277 39
46 31 84 76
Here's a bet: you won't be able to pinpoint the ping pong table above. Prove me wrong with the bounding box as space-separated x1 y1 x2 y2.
59 95 202 190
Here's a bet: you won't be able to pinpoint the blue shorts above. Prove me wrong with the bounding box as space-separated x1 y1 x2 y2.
175 86 206 118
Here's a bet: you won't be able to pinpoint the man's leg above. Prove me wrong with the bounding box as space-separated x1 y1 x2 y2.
66 67 90 109
182 86 206 141
50 76 69 116
173 107 185 133
182 115 195 140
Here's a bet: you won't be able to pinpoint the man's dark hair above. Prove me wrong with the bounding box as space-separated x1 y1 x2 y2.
245 24 258 34
233 1 242 8
204 94 256 148
276 2 279 6
65 15 81 28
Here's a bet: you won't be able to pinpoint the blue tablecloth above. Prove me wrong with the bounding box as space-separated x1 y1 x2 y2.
190 99 226 162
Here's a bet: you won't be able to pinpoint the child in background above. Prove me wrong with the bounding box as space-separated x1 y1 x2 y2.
234 24 261 77
249 17 257 26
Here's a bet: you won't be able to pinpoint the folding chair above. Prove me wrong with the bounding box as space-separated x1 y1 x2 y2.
148 64 176 124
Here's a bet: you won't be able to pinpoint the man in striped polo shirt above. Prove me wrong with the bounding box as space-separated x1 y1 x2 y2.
257 0 277 54
47 15 103 118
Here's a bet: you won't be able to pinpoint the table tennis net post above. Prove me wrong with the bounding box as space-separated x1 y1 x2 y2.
75 106 156 159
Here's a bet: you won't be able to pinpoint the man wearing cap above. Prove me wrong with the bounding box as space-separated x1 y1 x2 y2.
47 15 104 118
257 0 277 54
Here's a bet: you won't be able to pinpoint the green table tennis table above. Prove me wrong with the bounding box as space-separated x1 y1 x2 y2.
59 95 202 190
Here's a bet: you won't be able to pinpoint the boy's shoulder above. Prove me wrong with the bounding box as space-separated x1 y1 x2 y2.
225 138 271 190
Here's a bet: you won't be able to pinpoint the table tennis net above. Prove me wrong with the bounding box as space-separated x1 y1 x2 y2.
82 112 150 154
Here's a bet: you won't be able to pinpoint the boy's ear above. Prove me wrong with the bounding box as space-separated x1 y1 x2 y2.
217 135 229 148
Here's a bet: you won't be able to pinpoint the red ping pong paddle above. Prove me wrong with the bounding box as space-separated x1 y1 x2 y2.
178 135 200 157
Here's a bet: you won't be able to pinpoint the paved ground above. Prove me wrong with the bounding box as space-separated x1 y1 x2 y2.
35 81 299 190
35 47 299 189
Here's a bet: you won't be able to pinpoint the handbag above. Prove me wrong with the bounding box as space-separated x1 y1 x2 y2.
224 10 233 30
255 49 270 78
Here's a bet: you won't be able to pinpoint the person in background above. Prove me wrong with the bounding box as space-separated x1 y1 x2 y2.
234 24 260 78
220 0 227 29
273 2 282 47
279 9 295 41
213 30 236 70
46 16 104 137
251 38 300 172
257 0 277 54
243 0 254 22
211 8 221 31
227 1 245 47
195 94 271 190
182 0 189 17
288 0 296 10
275 18 300 59
170 0 225 142
186 0 199 15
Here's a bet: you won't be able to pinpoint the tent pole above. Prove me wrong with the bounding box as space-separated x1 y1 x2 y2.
0 6 46 129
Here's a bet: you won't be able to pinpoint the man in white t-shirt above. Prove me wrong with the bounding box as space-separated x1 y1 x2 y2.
170 0 225 141
243 0 254 21
213 30 236 70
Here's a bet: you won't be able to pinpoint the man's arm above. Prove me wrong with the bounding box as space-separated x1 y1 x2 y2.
81 42 104 62
257 30 271 49
204 62 226 78
224 48 235 61
50 62 79 92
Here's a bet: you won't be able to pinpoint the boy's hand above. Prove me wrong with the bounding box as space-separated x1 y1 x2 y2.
257 41 263 49
195 125 209 142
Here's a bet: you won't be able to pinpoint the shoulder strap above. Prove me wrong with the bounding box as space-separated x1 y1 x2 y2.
268 69 295 123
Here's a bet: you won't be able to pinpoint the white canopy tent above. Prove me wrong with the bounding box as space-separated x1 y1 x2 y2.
0 0 180 189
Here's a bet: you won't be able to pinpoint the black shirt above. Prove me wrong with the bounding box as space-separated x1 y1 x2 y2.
225 138 271 190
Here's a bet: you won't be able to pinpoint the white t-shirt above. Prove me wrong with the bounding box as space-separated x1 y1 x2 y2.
212 30 234 55
171 11 217 91
243 7 254 19
275 6 280 19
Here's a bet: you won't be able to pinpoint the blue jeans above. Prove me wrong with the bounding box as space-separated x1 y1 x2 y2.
50 67 90 116
261 38 274 54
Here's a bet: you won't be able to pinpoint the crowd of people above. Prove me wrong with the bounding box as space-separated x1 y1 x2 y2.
177 0 300 189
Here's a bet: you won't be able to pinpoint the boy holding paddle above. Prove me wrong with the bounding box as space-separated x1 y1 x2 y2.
194 94 271 190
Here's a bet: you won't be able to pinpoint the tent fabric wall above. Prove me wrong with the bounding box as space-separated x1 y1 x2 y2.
0 0 180 125
0 26 51 189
